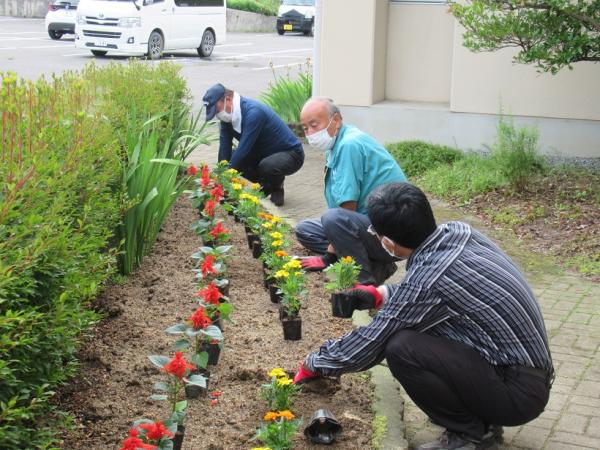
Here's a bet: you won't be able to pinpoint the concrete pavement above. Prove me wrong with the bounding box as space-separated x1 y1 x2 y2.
189 141 600 450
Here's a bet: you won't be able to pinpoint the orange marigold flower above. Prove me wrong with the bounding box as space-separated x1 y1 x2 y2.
263 411 280 421
275 250 288 258
163 352 195 380
278 410 295 421
188 307 212 329
139 421 174 441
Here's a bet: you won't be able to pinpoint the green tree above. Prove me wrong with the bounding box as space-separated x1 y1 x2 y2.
450 0 600 73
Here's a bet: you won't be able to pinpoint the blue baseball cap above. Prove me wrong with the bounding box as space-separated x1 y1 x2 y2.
203 83 226 120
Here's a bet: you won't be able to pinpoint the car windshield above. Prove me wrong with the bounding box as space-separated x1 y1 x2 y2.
50 0 79 5
281 0 314 6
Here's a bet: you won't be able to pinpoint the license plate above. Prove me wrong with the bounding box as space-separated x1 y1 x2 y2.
98 40 107 47
283 24 293 31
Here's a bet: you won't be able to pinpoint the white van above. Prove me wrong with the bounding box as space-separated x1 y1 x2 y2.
75 0 226 59
276 0 315 36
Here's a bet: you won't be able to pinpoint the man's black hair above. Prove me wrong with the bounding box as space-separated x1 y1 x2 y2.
366 182 437 249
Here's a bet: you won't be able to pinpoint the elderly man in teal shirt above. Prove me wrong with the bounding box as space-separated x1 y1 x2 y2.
296 98 407 285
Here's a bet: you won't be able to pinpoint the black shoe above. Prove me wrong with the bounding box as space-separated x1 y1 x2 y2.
270 189 284 207
484 425 504 444
417 430 498 450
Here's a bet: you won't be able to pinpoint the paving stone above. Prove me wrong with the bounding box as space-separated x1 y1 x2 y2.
556 413 589 433
527 416 556 430
566 313 593 324
588 417 600 437
555 361 588 378
574 380 600 398
545 441 597 450
574 336 600 352
570 395 600 408
512 425 551 449
545 392 570 412
549 431 600 449
567 402 598 416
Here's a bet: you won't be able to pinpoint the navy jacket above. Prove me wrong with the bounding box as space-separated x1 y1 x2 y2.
218 97 303 171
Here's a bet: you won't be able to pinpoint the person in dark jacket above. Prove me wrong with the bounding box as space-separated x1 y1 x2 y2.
202 83 304 206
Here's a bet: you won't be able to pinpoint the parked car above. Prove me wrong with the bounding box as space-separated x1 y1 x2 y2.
45 0 80 40
277 0 315 36
75 0 226 59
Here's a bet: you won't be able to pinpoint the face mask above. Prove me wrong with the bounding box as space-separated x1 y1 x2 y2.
307 118 335 151
381 236 400 259
216 110 232 123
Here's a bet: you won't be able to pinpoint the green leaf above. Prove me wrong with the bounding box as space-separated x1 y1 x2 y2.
150 394 168 401
148 355 170 368
165 324 187 334
191 351 209 369
185 374 207 388
173 339 189 351
174 400 188 412
154 381 169 392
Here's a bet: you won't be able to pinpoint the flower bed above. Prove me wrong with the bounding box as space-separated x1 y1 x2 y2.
57 194 374 449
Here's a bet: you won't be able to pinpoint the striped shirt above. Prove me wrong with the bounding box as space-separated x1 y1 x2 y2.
306 221 553 377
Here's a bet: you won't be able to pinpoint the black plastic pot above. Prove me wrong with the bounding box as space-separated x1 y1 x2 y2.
233 214 240 223
200 343 221 365
213 316 224 332
218 282 229 298
185 369 210 399
330 292 355 318
304 409 343 444
244 224 251 234
252 240 263 258
246 232 256 249
269 284 282 304
173 425 185 450
282 316 302 340
263 268 270 290
202 238 215 248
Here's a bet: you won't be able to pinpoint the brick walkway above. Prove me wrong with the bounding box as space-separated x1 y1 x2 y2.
189 142 600 449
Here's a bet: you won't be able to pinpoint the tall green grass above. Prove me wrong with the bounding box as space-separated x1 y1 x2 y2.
385 141 463 178
260 71 312 125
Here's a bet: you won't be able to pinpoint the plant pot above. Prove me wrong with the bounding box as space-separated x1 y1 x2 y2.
173 425 185 450
185 369 210 399
202 238 215 248
263 268 270 290
252 240 263 258
201 343 221 365
330 292 355 318
269 284 282 304
246 232 256 249
282 316 302 341
244 224 251 234
213 316 224 332
218 282 229 298
233 214 240 223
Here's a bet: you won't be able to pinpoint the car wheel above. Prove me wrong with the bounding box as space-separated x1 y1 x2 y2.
91 50 108 57
277 28 285 36
48 30 63 40
197 29 215 57
148 30 164 60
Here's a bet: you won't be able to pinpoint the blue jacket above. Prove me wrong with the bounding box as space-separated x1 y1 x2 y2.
218 97 303 170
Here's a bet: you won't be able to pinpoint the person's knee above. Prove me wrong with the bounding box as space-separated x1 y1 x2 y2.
295 220 312 241
385 329 421 365
321 208 351 233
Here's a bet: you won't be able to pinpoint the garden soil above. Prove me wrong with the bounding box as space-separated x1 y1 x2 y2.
57 197 374 450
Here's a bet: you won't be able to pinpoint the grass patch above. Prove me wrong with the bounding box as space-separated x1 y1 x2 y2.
228 0 279 16
371 415 388 450
385 140 463 178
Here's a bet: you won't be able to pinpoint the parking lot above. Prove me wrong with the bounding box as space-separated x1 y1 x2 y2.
0 16 314 104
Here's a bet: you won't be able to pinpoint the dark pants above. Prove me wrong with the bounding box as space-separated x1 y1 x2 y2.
385 330 551 441
295 208 397 285
243 150 304 195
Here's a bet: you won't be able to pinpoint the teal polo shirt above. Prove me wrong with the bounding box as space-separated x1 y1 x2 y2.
324 124 407 214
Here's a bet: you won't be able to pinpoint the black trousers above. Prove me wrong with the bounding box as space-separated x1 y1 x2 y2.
385 330 551 441
243 150 304 194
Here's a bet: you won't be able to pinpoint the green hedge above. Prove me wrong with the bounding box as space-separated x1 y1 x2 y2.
0 62 188 449
385 140 464 179
228 0 279 16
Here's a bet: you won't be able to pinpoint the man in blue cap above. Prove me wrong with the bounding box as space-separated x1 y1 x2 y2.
203 83 305 206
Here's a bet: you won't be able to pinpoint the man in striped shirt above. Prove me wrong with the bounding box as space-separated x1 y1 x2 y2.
294 182 553 450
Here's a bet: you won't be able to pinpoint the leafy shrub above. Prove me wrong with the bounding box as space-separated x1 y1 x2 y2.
228 0 279 16
490 116 545 192
0 61 194 449
259 67 312 127
385 140 463 178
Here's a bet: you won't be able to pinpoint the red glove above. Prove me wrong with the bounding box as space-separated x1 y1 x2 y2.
300 252 337 272
347 284 384 309
293 363 319 384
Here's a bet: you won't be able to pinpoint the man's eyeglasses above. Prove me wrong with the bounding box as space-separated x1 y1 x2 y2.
367 224 381 240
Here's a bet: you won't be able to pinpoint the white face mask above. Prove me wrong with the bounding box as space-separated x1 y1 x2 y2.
381 236 401 259
307 118 335 152
216 110 232 123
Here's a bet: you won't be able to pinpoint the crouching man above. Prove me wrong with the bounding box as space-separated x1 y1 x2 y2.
294 182 553 450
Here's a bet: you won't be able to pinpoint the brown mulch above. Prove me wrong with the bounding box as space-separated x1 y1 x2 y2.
56 197 373 450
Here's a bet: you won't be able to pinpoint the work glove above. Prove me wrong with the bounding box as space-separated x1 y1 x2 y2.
300 252 338 272
345 284 384 310
293 363 319 384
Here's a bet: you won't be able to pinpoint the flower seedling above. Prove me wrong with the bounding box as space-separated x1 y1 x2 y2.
261 368 300 411
253 410 300 450
324 256 361 292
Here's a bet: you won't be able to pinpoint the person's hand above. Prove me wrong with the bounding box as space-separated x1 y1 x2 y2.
293 363 319 384
345 284 383 310
300 252 338 272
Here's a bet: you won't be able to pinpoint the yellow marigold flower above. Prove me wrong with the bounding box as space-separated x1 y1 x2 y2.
283 260 302 270
232 183 242 191
269 368 287 378
251 182 261 190
278 410 295 421
225 168 238 174
263 412 280 421
291 271 302 278
275 250 288 257
274 270 289 278
270 216 282 224
261 222 273 230
271 240 283 248
219 160 229 164
342 256 355 263
269 231 283 240
276 377 293 386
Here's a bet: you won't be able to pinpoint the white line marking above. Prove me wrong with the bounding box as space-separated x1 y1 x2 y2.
62 52 90 56
216 47 312 58
215 42 252 48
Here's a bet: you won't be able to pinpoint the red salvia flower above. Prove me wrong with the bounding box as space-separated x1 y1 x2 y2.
211 391 222 398
120 429 157 450
163 352 195 380
187 164 198 176
208 222 228 240
195 282 222 305
139 421 174 442
210 184 224 202
201 164 211 188
188 307 212 329
200 254 218 277
210 398 218 407
203 199 217 217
